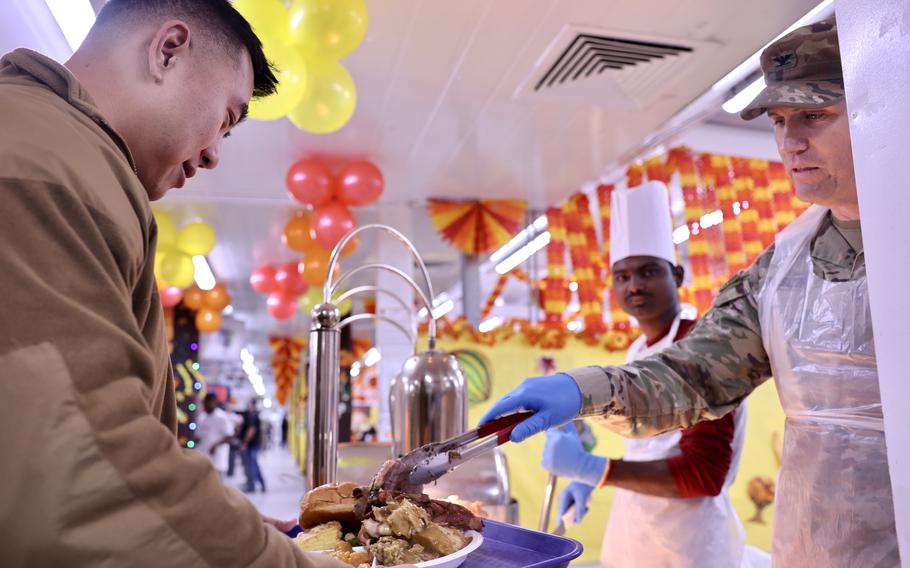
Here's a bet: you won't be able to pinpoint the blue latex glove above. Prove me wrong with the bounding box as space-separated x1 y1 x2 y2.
559 481 595 524
479 374 582 443
541 427 609 487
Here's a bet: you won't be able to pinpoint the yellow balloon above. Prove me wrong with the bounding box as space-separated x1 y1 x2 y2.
177 222 217 256
158 251 195 289
232 0 292 45
288 0 368 60
337 292 353 315
154 211 177 249
288 59 356 134
298 288 324 313
248 40 307 121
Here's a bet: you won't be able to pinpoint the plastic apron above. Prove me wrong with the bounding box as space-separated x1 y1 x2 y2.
601 313 748 568
757 205 899 566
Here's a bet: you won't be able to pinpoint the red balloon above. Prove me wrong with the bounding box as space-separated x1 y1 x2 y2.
311 201 356 250
274 261 311 295
250 264 277 293
287 158 333 207
160 286 183 308
337 160 383 206
267 292 297 320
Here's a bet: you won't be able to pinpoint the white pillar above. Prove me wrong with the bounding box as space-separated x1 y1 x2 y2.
837 0 910 557
374 204 416 442
461 255 482 327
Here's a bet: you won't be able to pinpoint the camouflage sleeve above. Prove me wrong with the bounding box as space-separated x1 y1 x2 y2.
566 247 775 438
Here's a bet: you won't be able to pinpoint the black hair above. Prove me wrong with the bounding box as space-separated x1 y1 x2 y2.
95 0 278 98
203 392 218 402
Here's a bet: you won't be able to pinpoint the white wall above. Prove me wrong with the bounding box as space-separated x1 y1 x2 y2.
2 0 72 61
837 0 910 559
674 122 779 161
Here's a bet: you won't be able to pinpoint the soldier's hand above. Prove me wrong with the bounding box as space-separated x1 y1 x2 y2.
542 428 609 487
559 481 594 524
479 374 582 442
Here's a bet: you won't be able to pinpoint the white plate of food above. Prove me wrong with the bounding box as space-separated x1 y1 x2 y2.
294 474 486 568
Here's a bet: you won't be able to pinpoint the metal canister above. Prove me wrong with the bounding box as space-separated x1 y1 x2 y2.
389 349 467 456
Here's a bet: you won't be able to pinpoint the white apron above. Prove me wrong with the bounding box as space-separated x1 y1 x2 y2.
757 206 899 566
601 313 748 568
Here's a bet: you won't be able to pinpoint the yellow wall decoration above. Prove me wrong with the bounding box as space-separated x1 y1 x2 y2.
436 334 784 565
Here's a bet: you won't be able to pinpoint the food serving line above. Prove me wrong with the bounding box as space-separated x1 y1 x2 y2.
296 224 582 567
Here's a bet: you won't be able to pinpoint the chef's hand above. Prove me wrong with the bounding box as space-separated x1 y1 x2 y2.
479 374 582 442
261 514 298 534
559 481 594 524
541 427 609 487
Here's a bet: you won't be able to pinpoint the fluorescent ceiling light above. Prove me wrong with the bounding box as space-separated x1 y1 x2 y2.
193 256 216 291
489 215 548 264
431 300 455 320
45 0 96 52
495 231 551 275
722 77 766 114
263 398 273 409
478 316 503 333
418 293 453 319
363 348 382 367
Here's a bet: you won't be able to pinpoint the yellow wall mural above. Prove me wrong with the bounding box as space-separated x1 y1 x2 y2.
438 334 784 565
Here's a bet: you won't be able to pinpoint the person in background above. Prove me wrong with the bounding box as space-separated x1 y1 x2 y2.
543 181 755 568
0 0 345 565
241 399 266 493
482 18 899 566
195 393 236 479
226 409 244 478
281 413 289 448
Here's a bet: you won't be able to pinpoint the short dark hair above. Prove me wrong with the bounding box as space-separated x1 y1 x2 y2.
203 392 218 403
95 0 278 98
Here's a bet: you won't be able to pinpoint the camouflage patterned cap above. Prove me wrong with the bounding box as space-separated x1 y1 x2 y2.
741 17 843 120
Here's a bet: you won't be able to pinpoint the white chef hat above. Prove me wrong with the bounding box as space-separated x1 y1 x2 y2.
610 181 676 267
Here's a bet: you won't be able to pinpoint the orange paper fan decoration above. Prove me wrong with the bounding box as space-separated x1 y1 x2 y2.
428 199 527 256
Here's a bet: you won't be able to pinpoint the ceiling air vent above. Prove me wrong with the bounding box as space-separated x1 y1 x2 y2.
515 25 716 109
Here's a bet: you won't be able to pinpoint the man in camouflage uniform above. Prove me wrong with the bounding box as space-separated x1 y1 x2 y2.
482 18 901 566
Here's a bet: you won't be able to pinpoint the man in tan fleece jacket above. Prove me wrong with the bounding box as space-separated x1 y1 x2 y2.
0 1 344 566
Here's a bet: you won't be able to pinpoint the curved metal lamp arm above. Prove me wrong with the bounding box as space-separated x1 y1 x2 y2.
332 264 434 350
324 224 437 348
337 314 417 353
334 286 415 325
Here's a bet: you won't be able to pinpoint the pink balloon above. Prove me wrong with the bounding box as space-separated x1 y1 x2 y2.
160 286 184 308
311 201 356 250
337 160 384 206
267 292 297 320
250 264 277 293
287 158 333 207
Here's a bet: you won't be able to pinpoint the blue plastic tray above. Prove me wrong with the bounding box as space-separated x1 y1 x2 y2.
460 520 583 568
286 520 583 567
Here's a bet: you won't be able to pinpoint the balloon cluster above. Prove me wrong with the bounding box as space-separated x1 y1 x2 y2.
250 260 351 321
286 157 382 248
234 0 367 134
154 211 228 333
184 284 232 333
249 157 382 321
154 212 217 289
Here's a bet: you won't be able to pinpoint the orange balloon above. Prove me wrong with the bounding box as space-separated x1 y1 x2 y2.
283 214 321 253
184 286 205 310
300 251 339 287
196 308 222 333
340 234 359 258
203 283 231 311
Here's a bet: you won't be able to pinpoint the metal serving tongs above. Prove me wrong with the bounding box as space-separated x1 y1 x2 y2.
404 411 534 486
